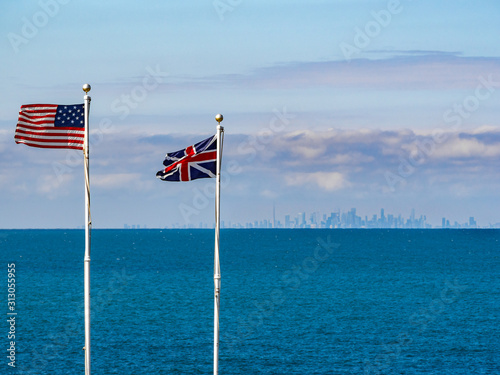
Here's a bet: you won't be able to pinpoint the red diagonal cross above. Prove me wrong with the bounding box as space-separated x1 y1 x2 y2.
164 146 217 181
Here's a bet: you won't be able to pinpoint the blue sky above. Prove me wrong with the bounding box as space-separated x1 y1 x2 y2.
1 0 500 228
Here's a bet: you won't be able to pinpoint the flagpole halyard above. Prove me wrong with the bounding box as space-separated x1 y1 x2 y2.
214 114 224 375
82 84 92 375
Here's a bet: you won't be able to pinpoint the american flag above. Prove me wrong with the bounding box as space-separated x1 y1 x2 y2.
156 134 218 181
14 104 85 150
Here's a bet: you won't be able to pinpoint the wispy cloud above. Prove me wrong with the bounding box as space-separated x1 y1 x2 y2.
241 55 500 90
366 50 463 57
62 54 500 95
147 54 500 92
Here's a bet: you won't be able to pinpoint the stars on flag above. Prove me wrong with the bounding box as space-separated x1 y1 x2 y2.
55 105 84 127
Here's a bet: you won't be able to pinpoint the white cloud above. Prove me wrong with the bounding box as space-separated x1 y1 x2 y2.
260 189 279 199
293 145 327 159
0 174 9 189
431 138 500 159
36 174 74 199
286 171 350 191
92 173 146 190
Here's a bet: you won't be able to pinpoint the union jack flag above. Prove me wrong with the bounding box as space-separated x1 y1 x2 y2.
156 135 217 181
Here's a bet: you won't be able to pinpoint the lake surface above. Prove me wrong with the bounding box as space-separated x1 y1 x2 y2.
1 229 498 374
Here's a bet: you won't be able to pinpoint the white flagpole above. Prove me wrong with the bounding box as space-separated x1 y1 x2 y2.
82 84 92 375
214 114 224 375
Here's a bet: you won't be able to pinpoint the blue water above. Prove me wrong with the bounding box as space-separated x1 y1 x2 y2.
1 229 499 374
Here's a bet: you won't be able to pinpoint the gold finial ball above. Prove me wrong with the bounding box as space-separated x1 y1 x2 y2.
82 84 91 93
215 114 223 123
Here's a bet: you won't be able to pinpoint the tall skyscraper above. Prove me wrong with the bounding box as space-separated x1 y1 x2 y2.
469 217 477 228
273 203 276 229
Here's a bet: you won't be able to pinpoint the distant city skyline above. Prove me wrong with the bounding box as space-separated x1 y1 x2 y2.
122 207 500 230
